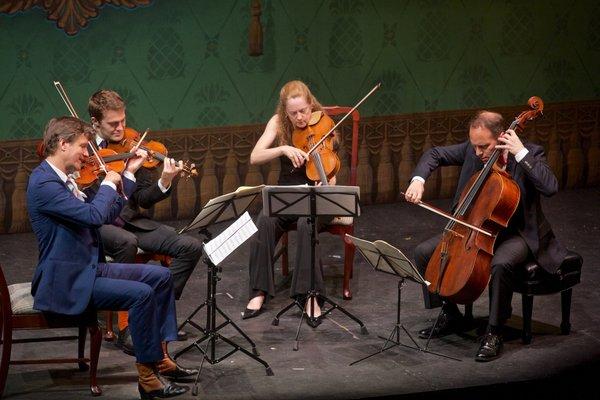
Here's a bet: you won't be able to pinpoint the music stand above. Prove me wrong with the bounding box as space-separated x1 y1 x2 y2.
346 234 460 365
174 185 273 395
263 185 368 351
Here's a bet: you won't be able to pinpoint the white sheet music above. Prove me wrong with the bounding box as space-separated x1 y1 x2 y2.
204 211 258 266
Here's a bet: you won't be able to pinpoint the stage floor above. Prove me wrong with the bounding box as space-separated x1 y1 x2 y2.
1 187 598 400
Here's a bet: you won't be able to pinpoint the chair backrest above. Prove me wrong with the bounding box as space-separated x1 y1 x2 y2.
323 106 360 186
0 263 12 331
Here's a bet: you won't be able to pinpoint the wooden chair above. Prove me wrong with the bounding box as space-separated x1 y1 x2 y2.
0 263 101 397
278 106 360 300
103 249 172 341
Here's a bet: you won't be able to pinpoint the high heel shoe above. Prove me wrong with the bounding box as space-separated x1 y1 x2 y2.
305 314 322 328
242 307 263 319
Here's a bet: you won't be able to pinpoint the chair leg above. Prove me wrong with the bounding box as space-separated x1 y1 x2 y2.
104 310 115 341
521 294 534 344
0 320 13 397
560 288 573 335
89 325 102 396
78 325 89 371
342 241 355 300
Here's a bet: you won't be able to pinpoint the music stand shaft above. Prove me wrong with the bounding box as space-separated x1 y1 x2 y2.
270 188 367 350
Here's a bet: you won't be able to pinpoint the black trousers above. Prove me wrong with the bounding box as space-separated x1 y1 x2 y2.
414 233 530 327
99 223 203 300
247 212 331 301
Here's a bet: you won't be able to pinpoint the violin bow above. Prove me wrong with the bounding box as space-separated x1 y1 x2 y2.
53 80 127 200
306 82 381 157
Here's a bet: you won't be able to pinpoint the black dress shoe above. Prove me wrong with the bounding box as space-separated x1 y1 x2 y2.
138 382 188 399
176 330 188 341
475 333 503 362
418 311 464 339
242 307 263 320
116 326 136 357
160 364 199 381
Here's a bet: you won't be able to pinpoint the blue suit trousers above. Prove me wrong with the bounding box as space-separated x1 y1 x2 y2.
92 262 178 363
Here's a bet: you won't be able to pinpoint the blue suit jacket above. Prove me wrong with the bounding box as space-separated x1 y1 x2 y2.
26 160 136 315
413 141 567 273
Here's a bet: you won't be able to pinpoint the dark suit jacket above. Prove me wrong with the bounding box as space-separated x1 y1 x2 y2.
412 141 567 273
26 160 136 315
120 166 171 230
83 166 171 231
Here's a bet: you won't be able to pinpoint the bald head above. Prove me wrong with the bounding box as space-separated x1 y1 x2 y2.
469 111 504 138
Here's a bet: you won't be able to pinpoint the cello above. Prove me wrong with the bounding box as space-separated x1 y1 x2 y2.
421 97 544 305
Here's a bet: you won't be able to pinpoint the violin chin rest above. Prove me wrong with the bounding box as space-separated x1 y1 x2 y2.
309 111 323 125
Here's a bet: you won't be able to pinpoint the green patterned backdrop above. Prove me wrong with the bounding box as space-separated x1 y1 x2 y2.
0 0 598 140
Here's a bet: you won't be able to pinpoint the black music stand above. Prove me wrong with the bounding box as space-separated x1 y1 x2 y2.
263 185 368 351
346 234 459 365
174 185 273 395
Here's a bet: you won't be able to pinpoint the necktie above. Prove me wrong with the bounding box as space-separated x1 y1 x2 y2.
98 139 107 149
66 176 86 202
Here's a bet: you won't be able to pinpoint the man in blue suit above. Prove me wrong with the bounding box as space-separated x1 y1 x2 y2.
27 116 193 398
404 110 566 362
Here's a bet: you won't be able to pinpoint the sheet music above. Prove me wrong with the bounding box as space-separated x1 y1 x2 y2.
346 234 430 286
204 211 258 265
179 185 264 233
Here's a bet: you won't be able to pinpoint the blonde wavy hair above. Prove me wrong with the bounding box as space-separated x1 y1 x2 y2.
275 80 323 146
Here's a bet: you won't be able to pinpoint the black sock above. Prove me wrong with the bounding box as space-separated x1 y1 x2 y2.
487 325 502 335
442 301 462 318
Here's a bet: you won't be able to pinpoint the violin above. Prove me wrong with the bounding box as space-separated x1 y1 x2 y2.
108 127 197 178
422 97 544 304
52 80 129 198
292 111 340 183
76 148 139 188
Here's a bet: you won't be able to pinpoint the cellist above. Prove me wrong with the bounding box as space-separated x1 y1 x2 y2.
404 110 566 361
241 80 337 326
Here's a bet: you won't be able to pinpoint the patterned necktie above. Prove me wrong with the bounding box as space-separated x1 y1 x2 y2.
66 176 86 202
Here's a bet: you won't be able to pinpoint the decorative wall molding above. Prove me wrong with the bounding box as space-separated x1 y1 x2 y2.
0 0 151 36
1 100 598 233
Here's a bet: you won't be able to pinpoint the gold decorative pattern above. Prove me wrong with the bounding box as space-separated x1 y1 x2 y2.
0 0 151 36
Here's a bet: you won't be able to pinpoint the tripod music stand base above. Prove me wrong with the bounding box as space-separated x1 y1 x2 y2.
273 291 368 351
174 258 274 381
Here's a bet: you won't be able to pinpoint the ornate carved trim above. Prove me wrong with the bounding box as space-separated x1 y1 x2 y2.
0 99 598 233
0 0 151 36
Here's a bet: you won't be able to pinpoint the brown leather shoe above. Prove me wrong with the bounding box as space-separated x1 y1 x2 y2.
157 357 198 381
136 362 188 399
138 382 188 399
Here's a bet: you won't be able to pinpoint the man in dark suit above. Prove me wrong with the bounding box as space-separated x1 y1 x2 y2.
404 110 566 361
27 116 193 398
87 90 203 352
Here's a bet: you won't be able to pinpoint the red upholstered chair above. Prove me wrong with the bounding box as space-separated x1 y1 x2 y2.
278 106 360 300
103 250 172 341
0 263 101 397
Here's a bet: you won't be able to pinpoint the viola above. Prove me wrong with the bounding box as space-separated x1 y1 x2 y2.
423 97 544 304
108 127 197 178
292 111 340 183
290 83 382 184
